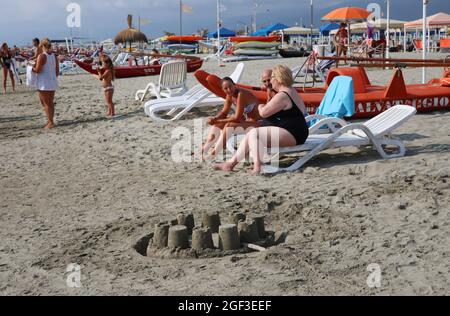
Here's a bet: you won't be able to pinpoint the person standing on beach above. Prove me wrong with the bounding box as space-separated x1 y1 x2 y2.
1 43 15 94
334 23 349 67
32 38 59 129
30 38 43 61
96 54 115 117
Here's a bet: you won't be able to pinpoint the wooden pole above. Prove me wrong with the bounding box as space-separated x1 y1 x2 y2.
350 62 450 68
317 56 448 63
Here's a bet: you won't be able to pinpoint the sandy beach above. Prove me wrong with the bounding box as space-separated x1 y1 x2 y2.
0 53 449 296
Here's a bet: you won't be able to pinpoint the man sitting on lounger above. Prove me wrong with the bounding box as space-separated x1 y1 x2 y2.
261 69 277 102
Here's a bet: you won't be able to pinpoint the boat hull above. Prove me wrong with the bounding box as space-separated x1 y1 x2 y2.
233 49 279 56
234 41 280 49
229 36 281 43
74 55 203 79
279 49 310 58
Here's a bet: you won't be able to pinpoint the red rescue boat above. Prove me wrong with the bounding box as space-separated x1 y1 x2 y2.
74 54 203 79
195 66 450 119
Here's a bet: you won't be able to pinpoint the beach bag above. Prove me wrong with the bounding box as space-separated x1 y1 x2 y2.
26 65 37 89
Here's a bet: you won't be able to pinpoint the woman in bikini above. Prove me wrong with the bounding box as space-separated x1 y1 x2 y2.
215 65 309 175
202 77 261 160
96 54 116 117
334 23 349 67
1 43 15 94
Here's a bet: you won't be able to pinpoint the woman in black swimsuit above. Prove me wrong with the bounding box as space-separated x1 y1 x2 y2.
1 43 15 94
215 65 309 174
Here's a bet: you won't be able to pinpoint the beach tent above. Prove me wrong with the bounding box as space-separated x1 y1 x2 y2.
207 28 236 38
252 23 289 36
404 12 450 29
351 19 406 32
320 23 340 36
404 12 450 76
279 27 320 36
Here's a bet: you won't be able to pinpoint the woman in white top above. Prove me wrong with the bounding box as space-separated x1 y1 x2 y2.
32 38 59 129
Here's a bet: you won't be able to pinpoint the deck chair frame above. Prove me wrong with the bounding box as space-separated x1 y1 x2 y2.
225 105 416 174
135 60 188 102
144 63 245 122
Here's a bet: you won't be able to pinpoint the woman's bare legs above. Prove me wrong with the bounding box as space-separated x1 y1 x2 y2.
215 127 297 174
209 122 259 160
39 91 56 129
9 70 15 92
2 68 7 94
201 123 226 160
105 90 115 117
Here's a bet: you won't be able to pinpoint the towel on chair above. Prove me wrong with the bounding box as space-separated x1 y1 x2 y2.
316 75 355 117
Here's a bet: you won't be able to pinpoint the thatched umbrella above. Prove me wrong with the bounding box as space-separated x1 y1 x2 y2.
114 15 148 49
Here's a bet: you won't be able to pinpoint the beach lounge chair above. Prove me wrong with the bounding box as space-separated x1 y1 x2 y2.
144 63 245 122
293 52 336 85
413 39 423 52
114 52 130 65
135 60 188 101
261 105 417 174
440 39 450 53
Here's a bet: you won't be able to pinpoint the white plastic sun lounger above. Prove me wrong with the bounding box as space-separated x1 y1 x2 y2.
135 60 188 102
144 63 245 123
260 105 417 174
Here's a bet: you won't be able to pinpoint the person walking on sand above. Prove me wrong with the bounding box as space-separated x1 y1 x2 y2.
32 38 59 129
95 54 116 117
1 43 15 94
215 65 309 175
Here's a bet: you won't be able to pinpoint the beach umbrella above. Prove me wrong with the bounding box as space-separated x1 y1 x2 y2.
252 23 289 36
207 27 236 38
322 7 371 22
320 23 340 36
322 7 371 45
114 15 148 47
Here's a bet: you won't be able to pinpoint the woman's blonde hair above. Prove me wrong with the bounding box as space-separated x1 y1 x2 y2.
40 38 52 50
272 65 294 87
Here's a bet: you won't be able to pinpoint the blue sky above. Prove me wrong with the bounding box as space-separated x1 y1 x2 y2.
2 0 448 45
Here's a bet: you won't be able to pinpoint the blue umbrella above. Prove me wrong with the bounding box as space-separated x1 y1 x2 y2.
252 23 289 36
320 23 340 36
207 27 236 38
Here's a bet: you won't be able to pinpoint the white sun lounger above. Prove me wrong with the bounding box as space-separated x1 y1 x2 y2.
144 63 245 123
260 105 417 173
135 60 188 102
